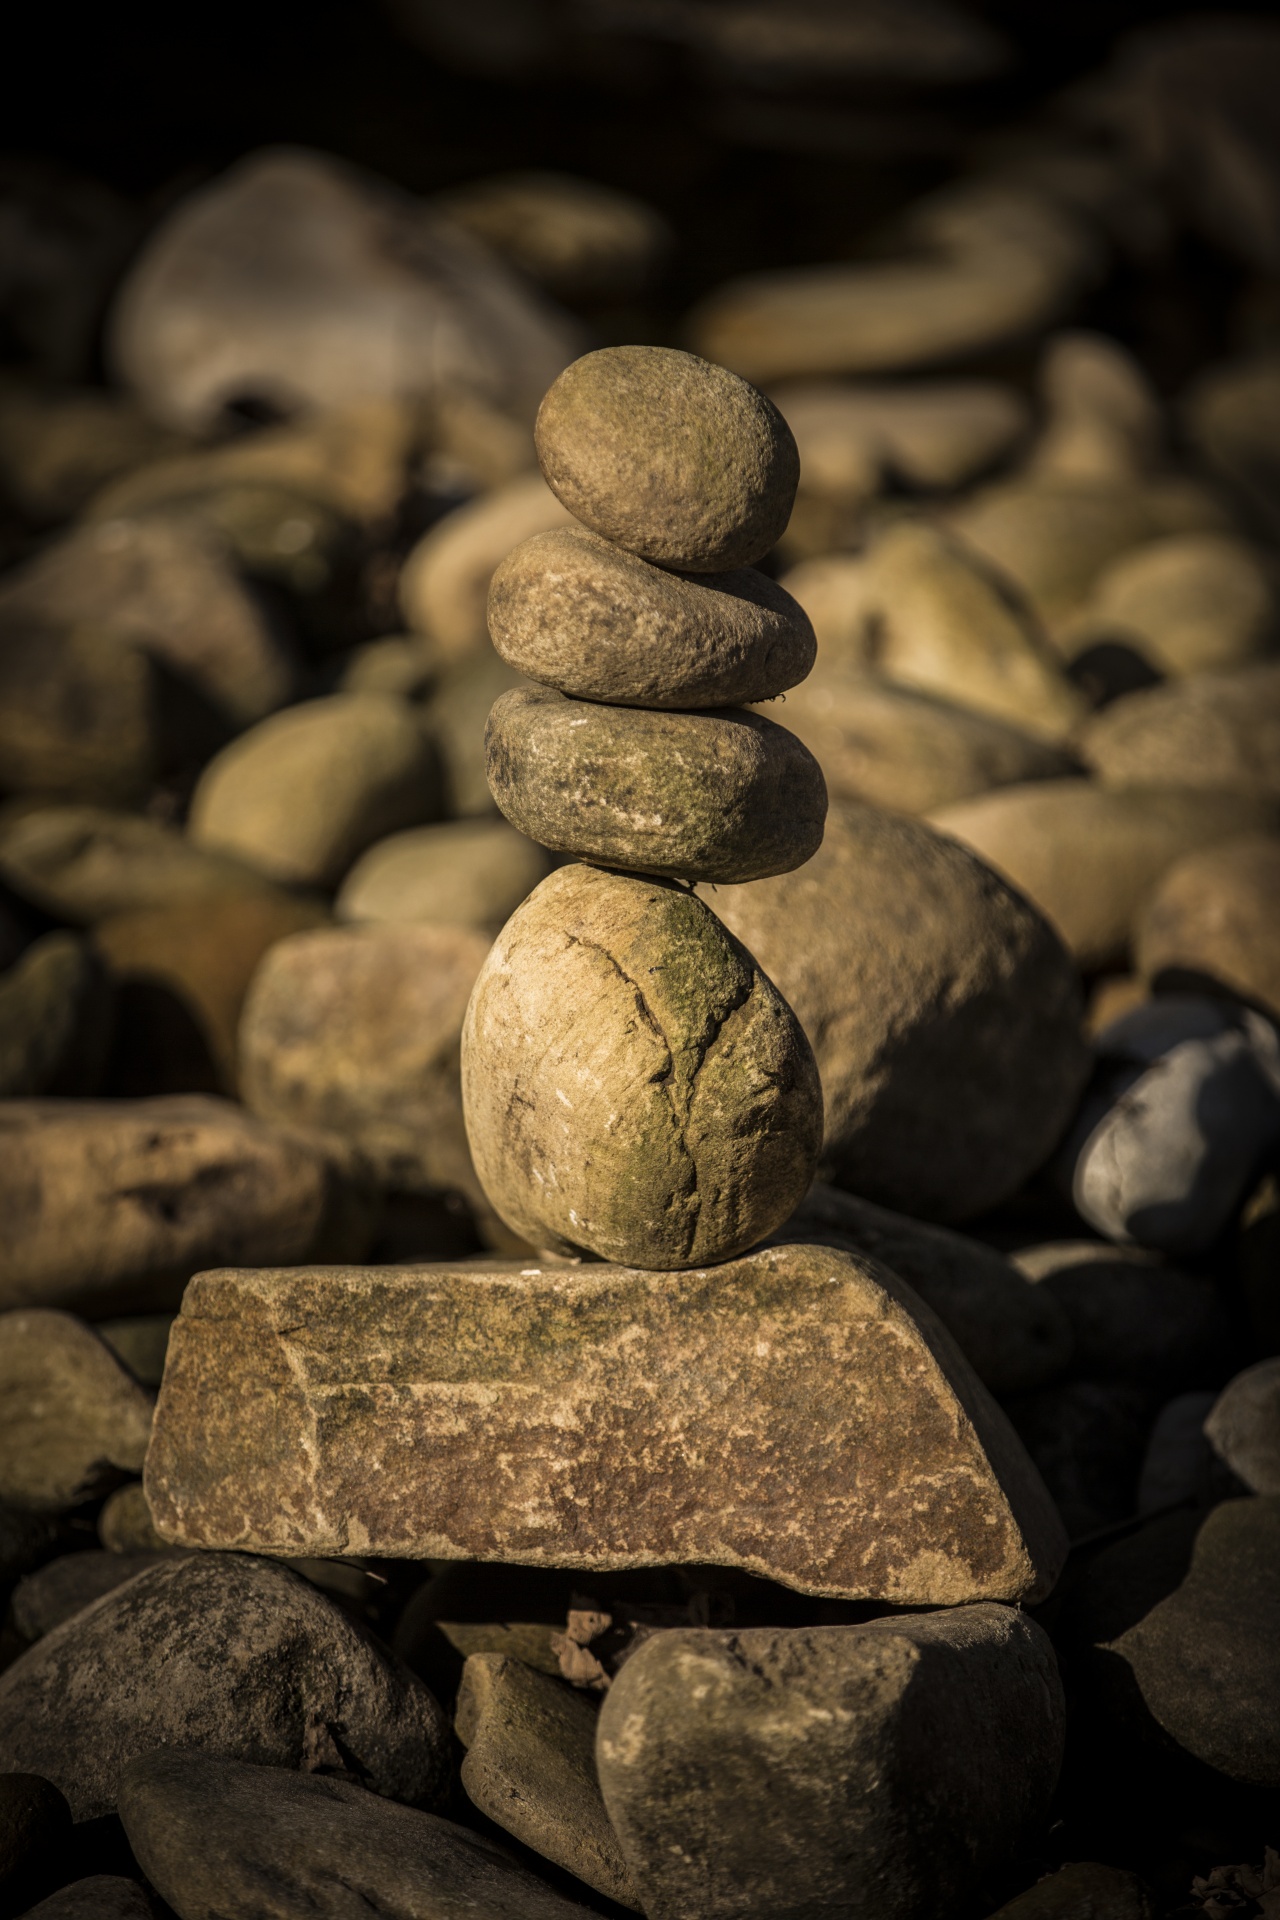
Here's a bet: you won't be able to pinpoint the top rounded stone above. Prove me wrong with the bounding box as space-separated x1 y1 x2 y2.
534 346 800 572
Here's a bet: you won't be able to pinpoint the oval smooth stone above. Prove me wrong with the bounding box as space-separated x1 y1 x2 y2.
488 526 815 708
485 688 827 883
534 346 799 572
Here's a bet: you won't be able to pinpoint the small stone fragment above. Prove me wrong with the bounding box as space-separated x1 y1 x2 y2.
486 688 826 882
461 864 822 1265
98 1483 167 1552
336 819 551 932
0 1312 153 1512
534 347 799 572
0 1095 373 1316
1204 1359 1280 1494
188 692 443 890
456 1653 638 1907
0 934 112 1097
489 526 815 708
239 921 492 1202
118 1752 594 1920
0 1553 450 1820
930 782 1277 970
709 801 1090 1222
143 1245 1067 1605
1136 834 1280 1018
779 1183 1073 1394
596 1606 1065 1920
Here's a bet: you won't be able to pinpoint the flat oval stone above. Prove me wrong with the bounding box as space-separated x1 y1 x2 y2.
534 346 799 572
461 863 823 1267
488 526 815 708
485 688 826 883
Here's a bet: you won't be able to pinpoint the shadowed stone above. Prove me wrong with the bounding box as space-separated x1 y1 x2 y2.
143 1244 1067 1606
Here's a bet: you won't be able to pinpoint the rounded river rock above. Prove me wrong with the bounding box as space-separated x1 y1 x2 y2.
488 526 815 708
534 346 799 572
485 688 826 883
461 863 823 1266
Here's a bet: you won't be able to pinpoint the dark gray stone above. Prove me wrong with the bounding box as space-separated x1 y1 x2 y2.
19 1877 154 1920
596 1605 1065 1920
0 1773 71 1904
1010 1241 1231 1390
1002 1379 1157 1539
118 1750 596 1920
9 1552 176 1643
0 1552 449 1820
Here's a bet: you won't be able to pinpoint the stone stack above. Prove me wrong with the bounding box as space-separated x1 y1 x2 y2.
464 344 827 1267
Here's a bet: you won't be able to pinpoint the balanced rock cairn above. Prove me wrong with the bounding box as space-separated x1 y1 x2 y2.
463 344 829 1267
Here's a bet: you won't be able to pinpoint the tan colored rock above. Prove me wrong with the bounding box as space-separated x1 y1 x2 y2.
188 693 442 889
1136 834 1280 1018
0 380 190 523
0 620 159 807
0 1095 373 1317
775 663 1080 814
399 472 575 662
99 1483 168 1553
1184 349 1280 543
772 377 1029 498
86 399 421 528
489 526 815 708
336 818 550 931
94 891 329 1093
435 171 669 302
930 781 1278 970
337 634 438 701
0 806 274 924
1067 532 1276 678
0 509 294 727
708 802 1089 1222
240 921 491 1202
1029 332 1163 485
455 1654 639 1907
109 147 579 433
144 1243 1067 1604
0 1311 153 1510
461 864 822 1266
689 180 1098 383
1082 661 1280 798
486 688 826 883
98 1316 175 1388
780 1183 1073 1394
534 347 798 572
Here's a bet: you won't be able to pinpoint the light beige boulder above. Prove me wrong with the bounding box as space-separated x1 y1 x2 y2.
1065 532 1275 677
143 1244 1067 1604
780 524 1084 739
435 171 669 301
1136 834 1280 1018
1082 661 1280 798
930 781 1278 970
0 1311 154 1510
689 180 1099 383
775 663 1080 814
488 525 815 707
534 347 798 572
109 147 580 432
188 693 442 889
0 1095 373 1317
399 472 575 661
240 921 491 1203
462 864 822 1267
0 806 274 923
708 801 1090 1222
0 509 294 726
485 688 827 883
772 377 1029 499
337 818 550 931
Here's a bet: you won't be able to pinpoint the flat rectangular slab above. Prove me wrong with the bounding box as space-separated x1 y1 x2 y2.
144 1245 1067 1605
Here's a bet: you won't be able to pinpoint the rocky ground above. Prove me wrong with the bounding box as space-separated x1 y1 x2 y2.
2 3 1280 1917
